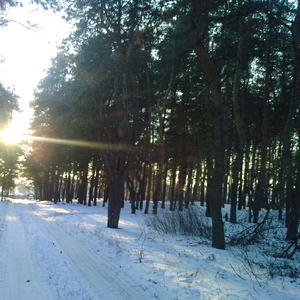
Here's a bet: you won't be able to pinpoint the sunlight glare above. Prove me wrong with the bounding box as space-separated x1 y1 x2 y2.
0 125 25 144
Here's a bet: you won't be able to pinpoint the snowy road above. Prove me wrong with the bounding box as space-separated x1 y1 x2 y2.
0 202 50 300
0 201 142 300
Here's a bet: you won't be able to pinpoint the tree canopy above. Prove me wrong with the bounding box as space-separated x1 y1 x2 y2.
23 0 300 250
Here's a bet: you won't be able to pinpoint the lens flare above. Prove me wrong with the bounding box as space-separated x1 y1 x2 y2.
0 126 25 144
23 135 135 152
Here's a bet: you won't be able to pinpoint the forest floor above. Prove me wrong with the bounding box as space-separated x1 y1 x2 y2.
0 199 299 300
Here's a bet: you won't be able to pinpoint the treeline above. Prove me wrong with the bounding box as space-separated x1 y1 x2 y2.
25 0 300 249
0 83 20 199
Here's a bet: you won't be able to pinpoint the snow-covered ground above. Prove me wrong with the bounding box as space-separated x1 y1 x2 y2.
0 199 298 300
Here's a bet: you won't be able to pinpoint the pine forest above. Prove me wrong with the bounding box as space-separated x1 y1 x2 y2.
1 0 300 253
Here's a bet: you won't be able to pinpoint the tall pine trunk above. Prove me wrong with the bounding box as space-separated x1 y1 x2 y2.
105 148 126 228
253 1 273 223
190 0 226 249
230 9 246 223
286 0 300 241
107 171 125 228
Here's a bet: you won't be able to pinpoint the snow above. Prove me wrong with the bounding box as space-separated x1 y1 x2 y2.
0 199 299 300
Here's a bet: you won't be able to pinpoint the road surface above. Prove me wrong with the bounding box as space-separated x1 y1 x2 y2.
0 200 141 300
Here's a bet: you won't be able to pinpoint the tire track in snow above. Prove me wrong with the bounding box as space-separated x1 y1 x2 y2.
0 201 9 239
25 204 142 300
0 202 52 300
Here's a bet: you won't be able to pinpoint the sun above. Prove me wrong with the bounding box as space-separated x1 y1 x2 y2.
0 125 26 144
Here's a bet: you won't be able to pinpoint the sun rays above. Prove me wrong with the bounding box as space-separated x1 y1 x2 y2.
0 125 26 144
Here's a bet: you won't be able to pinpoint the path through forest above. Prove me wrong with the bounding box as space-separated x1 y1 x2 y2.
0 201 141 300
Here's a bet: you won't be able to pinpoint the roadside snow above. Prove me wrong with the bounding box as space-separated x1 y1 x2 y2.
0 199 299 300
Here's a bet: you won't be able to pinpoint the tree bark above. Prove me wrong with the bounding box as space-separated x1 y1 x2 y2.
230 8 247 223
93 163 100 206
144 164 152 214
190 0 226 249
253 0 274 223
88 159 96 207
285 0 300 241
106 150 126 228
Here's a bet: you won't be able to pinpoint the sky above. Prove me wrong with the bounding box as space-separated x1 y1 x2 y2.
0 3 72 131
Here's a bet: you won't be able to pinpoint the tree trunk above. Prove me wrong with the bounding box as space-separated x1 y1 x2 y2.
66 169 72 203
53 170 61 204
230 9 247 223
161 160 168 209
192 164 201 205
88 160 96 207
144 164 152 214
230 146 243 223
104 142 127 228
93 164 100 206
42 170 51 201
286 0 300 241
185 166 193 208
177 158 188 211
78 163 88 205
127 176 136 214
153 95 169 213
253 1 273 223
107 174 124 228
240 143 250 210
286 187 300 241
190 0 226 249
169 161 177 211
